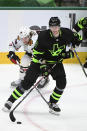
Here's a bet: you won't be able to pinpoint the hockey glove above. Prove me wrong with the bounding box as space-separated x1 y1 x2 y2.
73 32 82 46
7 51 20 64
40 64 49 77
62 50 74 59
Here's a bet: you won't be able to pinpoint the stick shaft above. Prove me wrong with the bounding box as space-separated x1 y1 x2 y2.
74 49 87 77
35 87 49 106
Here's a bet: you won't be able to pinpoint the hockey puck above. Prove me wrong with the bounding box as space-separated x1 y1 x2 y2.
17 121 22 124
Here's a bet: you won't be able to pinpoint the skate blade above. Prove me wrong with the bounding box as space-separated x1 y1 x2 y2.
49 109 60 115
2 107 10 112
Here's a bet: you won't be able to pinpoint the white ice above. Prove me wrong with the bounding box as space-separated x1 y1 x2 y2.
0 64 87 131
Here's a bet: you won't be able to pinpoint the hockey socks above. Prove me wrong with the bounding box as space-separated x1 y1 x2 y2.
49 86 64 114
8 86 25 103
50 86 64 103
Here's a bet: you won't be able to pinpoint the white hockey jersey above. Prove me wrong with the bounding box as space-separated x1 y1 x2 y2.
9 35 37 54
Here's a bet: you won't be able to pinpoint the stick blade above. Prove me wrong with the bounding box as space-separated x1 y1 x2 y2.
9 111 16 122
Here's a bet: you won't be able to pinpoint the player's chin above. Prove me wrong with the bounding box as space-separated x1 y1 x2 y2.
53 33 59 37
24 42 28 45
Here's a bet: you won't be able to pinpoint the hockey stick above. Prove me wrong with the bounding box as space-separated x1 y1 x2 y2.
35 63 58 106
9 76 45 123
35 87 49 106
73 48 87 77
9 63 56 123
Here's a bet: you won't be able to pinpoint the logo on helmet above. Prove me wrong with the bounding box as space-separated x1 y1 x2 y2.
49 17 61 27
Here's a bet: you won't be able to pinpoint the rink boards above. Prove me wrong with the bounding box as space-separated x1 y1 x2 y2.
0 8 87 64
0 52 87 64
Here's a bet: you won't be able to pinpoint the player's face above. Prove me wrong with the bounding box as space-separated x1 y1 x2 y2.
49 26 60 37
22 36 30 44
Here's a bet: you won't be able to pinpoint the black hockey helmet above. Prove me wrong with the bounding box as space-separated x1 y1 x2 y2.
49 17 61 26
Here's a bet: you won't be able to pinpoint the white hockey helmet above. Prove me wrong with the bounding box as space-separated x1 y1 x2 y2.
19 26 32 38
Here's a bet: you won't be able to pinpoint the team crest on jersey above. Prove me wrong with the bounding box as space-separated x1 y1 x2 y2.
49 44 65 56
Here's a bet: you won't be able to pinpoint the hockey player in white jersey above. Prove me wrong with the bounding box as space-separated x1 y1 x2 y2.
7 26 49 88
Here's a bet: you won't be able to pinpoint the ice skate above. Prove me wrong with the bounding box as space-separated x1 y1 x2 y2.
37 77 50 88
2 101 13 112
49 102 61 115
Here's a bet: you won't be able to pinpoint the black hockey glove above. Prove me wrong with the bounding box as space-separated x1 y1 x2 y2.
62 50 74 59
73 32 82 47
7 51 20 64
40 64 49 77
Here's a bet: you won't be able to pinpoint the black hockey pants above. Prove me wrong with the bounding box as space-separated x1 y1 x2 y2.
21 62 66 91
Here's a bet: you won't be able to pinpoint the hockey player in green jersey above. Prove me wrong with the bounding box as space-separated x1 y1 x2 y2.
3 17 82 115
73 17 87 68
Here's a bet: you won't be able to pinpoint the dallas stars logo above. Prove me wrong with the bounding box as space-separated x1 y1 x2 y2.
49 44 65 56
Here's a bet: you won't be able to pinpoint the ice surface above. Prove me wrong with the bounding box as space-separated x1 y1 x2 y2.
0 64 87 131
